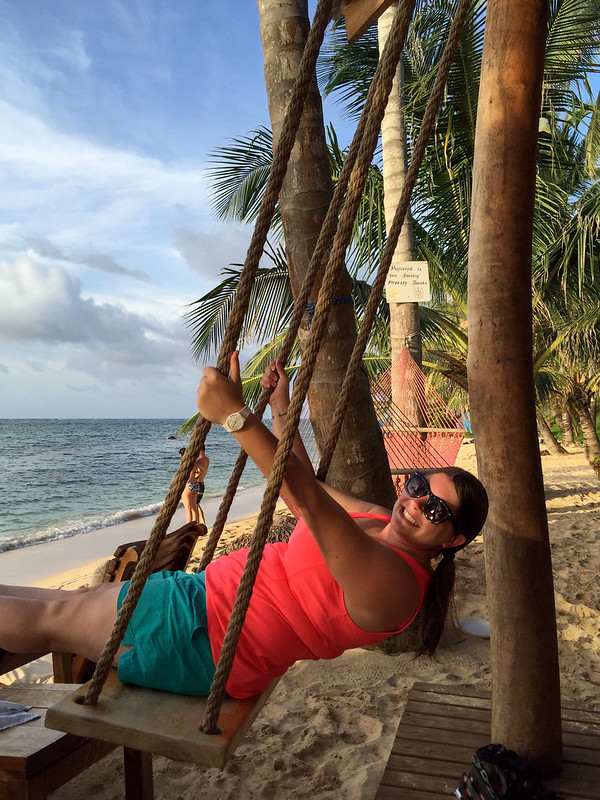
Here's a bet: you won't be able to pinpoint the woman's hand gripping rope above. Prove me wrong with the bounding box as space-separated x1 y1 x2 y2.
197 351 245 425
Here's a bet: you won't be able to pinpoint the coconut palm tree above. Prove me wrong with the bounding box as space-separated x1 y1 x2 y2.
240 0 396 504
187 0 600 465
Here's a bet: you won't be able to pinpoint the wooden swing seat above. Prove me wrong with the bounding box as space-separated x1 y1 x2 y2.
45 668 278 770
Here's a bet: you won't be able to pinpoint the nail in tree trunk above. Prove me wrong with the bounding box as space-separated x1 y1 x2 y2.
467 0 562 776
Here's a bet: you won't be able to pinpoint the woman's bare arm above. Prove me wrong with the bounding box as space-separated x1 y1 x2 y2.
197 354 418 631
261 359 315 474
262 359 392 518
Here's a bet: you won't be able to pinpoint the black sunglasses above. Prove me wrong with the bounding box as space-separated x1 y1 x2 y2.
404 472 455 525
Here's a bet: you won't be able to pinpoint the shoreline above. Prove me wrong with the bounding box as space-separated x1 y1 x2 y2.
0 483 267 588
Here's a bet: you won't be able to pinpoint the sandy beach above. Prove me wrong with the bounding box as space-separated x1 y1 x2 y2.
2 446 599 799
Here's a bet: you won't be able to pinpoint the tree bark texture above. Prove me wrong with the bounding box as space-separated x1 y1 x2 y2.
467 0 562 776
559 408 574 446
258 0 396 506
574 402 600 475
378 3 422 423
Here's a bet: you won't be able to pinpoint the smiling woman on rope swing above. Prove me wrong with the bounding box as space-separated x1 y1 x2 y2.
0 353 487 699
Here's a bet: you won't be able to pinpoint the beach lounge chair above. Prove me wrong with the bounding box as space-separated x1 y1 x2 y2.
0 648 49 680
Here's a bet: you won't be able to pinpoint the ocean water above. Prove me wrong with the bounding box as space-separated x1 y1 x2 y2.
0 419 265 553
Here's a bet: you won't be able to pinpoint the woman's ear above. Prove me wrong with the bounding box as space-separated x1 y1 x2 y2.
445 533 466 550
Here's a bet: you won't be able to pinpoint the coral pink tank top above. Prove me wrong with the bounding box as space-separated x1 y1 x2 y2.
205 512 430 698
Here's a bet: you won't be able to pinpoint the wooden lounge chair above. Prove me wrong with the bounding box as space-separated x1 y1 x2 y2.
0 648 50 687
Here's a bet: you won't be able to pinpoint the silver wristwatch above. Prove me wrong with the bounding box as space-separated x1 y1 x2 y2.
222 405 252 433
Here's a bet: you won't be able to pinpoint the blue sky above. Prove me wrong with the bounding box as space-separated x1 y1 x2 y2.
0 1 296 418
1 3 597 418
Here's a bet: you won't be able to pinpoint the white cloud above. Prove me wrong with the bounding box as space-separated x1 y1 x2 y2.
23 236 151 282
0 257 176 358
24 360 47 372
0 1 273 418
173 224 253 280
0 102 213 259
0 255 204 416
43 29 91 73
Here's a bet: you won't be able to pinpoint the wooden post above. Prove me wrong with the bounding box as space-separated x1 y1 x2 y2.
342 0 396 43
467 0 562 777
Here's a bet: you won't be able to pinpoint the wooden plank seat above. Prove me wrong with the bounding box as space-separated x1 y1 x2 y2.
46 668 278 770
375 682 600 800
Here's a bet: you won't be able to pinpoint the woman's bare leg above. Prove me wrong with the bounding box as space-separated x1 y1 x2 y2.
0 584 88 601
191 496 200 523
0 583 126 664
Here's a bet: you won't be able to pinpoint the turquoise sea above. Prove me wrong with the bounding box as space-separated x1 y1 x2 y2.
0 419 265 553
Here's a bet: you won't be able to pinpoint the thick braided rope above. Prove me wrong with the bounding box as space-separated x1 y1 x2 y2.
196 0 417 574
83 0 335 707
316 0 472 481
200 0 417 734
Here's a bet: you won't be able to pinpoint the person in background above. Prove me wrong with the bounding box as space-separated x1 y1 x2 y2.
179 446 209 526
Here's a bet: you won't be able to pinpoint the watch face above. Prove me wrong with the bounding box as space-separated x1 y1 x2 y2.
228 413 244 432
224 406 250 432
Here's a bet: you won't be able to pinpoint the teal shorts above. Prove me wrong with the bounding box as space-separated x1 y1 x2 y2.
117 570 216 696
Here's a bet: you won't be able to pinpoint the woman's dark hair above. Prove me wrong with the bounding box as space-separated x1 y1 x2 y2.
417 466 489 657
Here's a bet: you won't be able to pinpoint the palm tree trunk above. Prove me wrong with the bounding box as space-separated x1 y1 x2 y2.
573 402 600 476
559 407 575 446
467 0 562 776
378 3 422 425
257 0 396 506
536 413 567 455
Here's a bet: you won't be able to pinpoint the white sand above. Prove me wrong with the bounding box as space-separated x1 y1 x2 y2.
2 447 600 799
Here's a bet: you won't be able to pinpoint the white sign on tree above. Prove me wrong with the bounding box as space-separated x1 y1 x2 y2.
385 260 431 303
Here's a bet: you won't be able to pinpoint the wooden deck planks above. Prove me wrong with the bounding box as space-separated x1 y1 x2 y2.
0 684 116 800
375 682 600 800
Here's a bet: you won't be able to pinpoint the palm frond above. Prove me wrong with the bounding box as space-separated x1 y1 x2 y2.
545 0 600 103
206 127 280 227
185 242 294 360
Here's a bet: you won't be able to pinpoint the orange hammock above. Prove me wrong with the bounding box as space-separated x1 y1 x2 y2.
371 349 465 491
